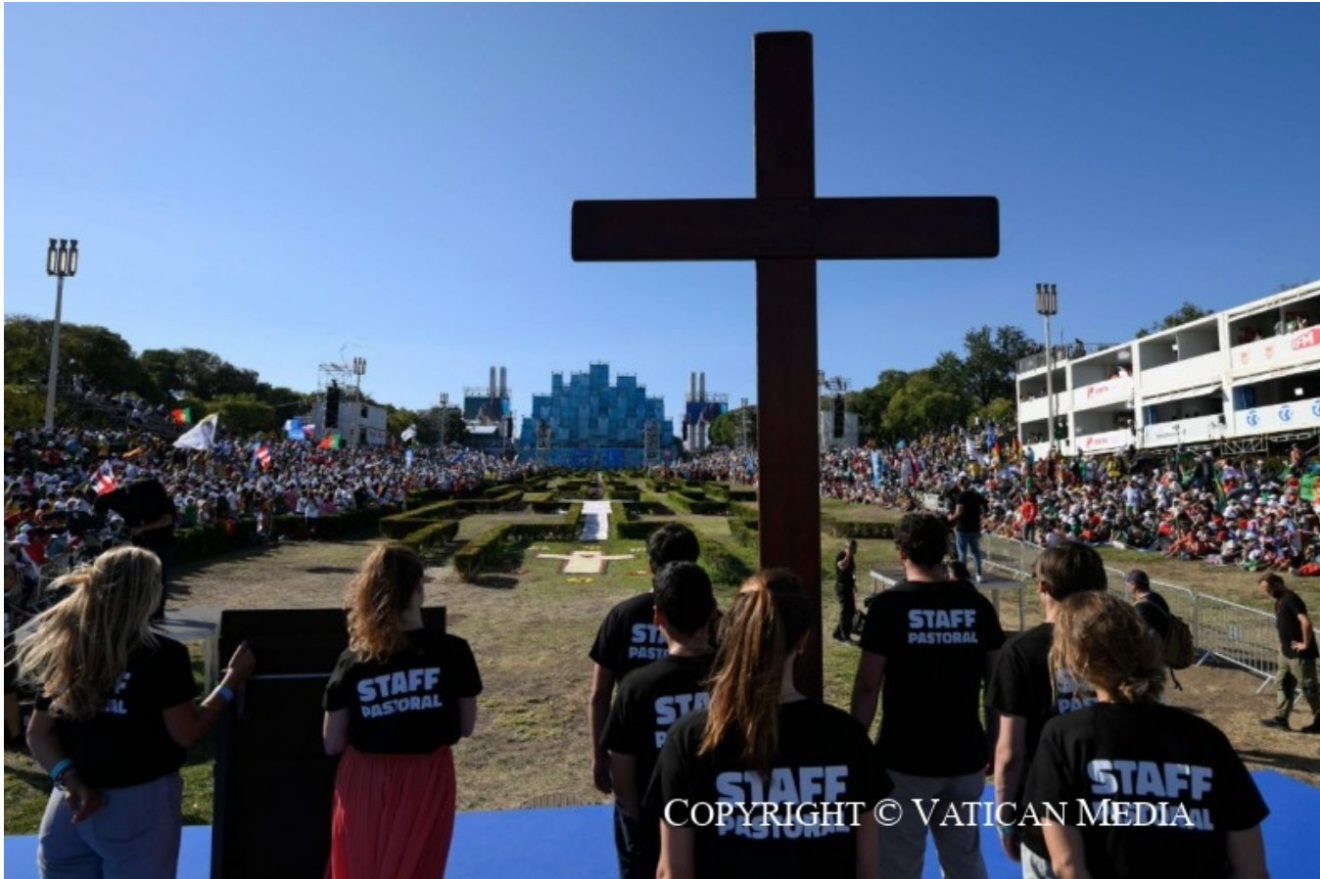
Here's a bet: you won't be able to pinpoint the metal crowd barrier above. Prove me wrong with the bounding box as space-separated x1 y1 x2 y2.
974 531 1280 692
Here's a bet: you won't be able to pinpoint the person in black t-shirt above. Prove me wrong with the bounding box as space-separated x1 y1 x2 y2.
852 512 1004 879
603 561 717 879
95 478 176 620
1258 573 1319 733
322 543 481 879
833 539 858 643
948 475 987 583
588 523 700 796
18 546 255 879
1025 591 1269 879
652 569 890 878
987 543 1108 878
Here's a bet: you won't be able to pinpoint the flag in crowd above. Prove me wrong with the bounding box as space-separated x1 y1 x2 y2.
256 444 272 471
174 413 220 451
170 407 193 427
284 418 306 441
405 448 414 470
319 433 343 451
91 463 118 497
401 425 418 443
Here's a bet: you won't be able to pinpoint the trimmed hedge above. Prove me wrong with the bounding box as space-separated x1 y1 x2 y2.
399 519 460 554
665 492 729 516
820 513 895 540
701 538 754 587
727 487 757 502
175 518 258 565
274 505 402 542
454 503 584 582
615 519 676 541
379 500 462 539
727 516 759 549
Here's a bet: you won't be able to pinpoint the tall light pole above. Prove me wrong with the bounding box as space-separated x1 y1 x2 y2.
44 238 79 431
352 357 367 400
1035 283 1059 452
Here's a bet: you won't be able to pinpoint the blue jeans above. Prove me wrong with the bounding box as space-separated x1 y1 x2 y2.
956 531 983 577
39 772 182 879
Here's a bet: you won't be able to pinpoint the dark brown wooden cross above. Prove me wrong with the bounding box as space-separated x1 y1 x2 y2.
572 31 998 698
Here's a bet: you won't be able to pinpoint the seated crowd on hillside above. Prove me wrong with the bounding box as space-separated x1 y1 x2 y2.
678 428 1320 576
3 425 537 581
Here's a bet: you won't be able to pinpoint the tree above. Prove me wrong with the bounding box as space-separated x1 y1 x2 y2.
971 397 1016 430
4 316 151 397
882 371 972 438
4 384 46 429
1135 302 1211 338
209 394 277 434
853 370 909 441
961 325 1039 406
710 405 756 448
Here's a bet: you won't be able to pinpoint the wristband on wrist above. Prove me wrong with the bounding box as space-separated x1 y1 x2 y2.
49 759 75 784
215 685 235 705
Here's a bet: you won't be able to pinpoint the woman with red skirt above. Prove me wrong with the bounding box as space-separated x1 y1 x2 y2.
322 544 482 879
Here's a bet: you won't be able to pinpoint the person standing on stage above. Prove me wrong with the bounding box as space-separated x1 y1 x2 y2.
851 512 1004 879
988 543 1108 878
602 562 716 879
19 546 255 879
589 524 700 793
653 569 889 878
1025 591 1270 879
322 543 482 879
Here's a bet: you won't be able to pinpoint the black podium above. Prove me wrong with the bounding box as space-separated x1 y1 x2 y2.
211 607 446 879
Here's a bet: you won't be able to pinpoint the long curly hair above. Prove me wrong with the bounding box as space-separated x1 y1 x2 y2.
346 543 425 662
17 546 162 720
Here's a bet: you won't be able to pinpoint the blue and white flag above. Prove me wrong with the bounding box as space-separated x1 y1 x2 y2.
986 423 997 452
870 450 881 488
285 418 306 441
405 449 414 470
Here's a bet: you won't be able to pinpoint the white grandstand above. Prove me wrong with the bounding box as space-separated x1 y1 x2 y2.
1016 279 1320 459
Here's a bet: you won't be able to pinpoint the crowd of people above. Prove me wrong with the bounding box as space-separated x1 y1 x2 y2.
3 424 539 599
681 426 1320 580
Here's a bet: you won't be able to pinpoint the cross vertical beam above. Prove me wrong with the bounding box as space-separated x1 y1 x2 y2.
753 33 822 698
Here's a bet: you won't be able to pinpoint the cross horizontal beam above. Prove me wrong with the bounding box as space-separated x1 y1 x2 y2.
572 196 999 262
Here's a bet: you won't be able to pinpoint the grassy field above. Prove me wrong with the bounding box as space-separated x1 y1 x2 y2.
6 487 1319 835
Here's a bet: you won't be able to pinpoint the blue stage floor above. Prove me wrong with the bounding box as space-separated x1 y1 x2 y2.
4 772 1316 877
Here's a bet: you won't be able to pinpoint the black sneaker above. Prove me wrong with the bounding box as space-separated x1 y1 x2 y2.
1260 717 1290 730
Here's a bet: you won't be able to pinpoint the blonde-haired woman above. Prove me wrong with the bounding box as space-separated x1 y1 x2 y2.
1025 591 1270 879
18 546 255 879
322 543 482 879
651 569 889 879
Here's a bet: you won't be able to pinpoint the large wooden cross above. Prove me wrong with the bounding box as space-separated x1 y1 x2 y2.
572 31 998 698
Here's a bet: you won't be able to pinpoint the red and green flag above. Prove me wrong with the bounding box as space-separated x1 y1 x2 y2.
171 407 193 426
319 433 342 451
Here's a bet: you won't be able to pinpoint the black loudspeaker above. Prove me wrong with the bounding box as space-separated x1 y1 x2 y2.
834 395 846 438
211 607 446 879
325 383 341 429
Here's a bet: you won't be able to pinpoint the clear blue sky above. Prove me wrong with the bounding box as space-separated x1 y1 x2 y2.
6 4 1319 429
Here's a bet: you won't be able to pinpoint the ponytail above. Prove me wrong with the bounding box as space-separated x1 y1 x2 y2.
700 569 811 774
